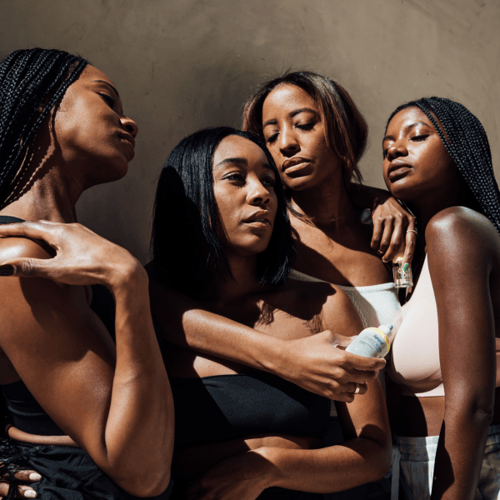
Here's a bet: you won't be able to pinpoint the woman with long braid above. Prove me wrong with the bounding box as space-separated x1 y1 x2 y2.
0 49 173 499
384 97 500 499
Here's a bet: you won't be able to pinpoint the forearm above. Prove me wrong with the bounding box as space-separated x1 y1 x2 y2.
175 435 322 479
431 405 493 500
259 436 391 493
100 267 173 495
151 282 285 372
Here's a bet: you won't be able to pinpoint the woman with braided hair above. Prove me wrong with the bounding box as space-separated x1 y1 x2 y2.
383 97 500 499
0 48 173 499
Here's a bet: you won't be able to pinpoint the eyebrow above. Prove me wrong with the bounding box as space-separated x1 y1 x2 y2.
94 80 120 98
262 107 318 129
215 157 274 172
382 121 432 143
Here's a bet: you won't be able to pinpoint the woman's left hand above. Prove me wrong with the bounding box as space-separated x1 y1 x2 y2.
185 449 273 500
370 196 416 264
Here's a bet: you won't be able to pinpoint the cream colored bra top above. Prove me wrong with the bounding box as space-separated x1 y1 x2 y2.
388 256 500 398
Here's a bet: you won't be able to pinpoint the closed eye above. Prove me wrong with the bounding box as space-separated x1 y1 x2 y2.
411 134 428 142
99 93 116 108
296 123 314 131
266 133 278 145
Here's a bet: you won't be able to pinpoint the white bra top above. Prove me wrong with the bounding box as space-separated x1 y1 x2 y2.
289 269 401 329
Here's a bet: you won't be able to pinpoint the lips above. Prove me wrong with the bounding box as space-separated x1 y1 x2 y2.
243 210 272 226
387 161 412 182
119 133 135 160
282 157 310 172
281 157 313 177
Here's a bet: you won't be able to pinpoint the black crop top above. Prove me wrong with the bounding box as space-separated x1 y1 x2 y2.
169 371 329 500
171 371 330 448
0 214 117 436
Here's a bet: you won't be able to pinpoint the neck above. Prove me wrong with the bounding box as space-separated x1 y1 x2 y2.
289 168 358 227
206 254 263 302
0 138 83 223
410 189 471 240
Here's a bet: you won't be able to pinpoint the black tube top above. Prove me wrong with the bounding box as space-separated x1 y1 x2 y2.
170 372 330 499
171 371 330 448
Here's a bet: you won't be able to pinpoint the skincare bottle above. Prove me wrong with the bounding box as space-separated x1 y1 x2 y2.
345 324 393 358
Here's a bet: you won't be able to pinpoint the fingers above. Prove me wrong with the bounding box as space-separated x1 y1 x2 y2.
403 217 417 265
370 216 384 252
0 481 38 498
0 221 60 247
12 471 41 483
381 215 405 263
376 216 395 260
0 259 56 279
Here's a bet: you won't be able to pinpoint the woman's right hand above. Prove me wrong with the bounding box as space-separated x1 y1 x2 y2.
0 220 145 291
273 331 385 402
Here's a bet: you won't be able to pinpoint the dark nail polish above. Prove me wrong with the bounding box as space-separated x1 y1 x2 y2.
0 264 14 276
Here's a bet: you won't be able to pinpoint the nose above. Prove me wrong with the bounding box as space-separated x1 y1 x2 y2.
278 126 299 157
386 141 408 161
121 115 139 138
248 178 271 206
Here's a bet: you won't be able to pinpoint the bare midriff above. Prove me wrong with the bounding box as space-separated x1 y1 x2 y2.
396 387 500 437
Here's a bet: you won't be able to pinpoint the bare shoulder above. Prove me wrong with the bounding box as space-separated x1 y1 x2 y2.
0 235 53 261
426 207 499 261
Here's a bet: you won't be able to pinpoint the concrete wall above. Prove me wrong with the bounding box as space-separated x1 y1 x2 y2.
1 0 498 262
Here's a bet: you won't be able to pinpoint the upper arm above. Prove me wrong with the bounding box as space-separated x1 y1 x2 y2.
426 208 497 404
0 238 117 448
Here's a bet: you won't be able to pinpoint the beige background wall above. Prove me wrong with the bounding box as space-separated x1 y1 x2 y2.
1 0 499 262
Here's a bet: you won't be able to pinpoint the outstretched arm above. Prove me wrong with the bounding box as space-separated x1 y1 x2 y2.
0 221 173 497
149 271 385 402
426 208 497 500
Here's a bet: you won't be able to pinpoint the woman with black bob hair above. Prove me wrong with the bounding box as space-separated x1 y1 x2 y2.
152 127 292 298
383 97 500 499
150 126 391 499
0 48 173 499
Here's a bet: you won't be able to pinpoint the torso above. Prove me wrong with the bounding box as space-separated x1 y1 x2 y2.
387 208 500 437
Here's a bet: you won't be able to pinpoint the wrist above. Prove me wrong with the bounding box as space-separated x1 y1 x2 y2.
258 337 289 377
108 257 148 296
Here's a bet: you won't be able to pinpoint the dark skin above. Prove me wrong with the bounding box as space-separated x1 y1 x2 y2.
0 65 174 498
155 135 391 499
150 83 415 401
383 106 500 500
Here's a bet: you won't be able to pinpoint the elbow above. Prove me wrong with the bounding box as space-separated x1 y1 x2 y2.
371 442 392 482
115 469 171 498
364 433 392 483
446 390 495 428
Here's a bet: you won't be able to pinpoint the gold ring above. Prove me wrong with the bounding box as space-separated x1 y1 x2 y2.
406 229 418 235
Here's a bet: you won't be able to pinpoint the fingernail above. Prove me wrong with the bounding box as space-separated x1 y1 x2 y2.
0 265 14 276
29 473 42 481
24 490 37 498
